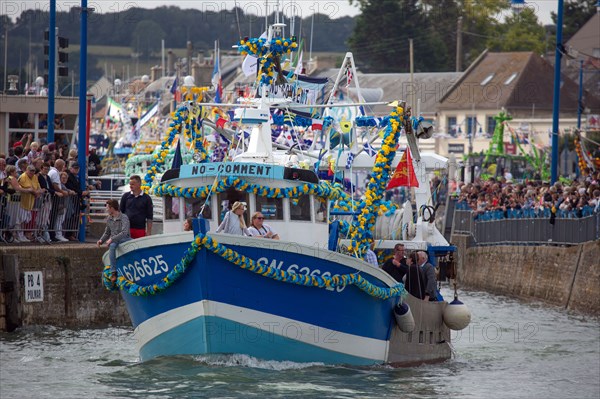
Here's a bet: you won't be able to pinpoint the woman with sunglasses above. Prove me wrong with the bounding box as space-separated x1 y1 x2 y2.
248 212 279 240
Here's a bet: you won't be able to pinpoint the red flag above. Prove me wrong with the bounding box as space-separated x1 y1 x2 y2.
386 149 419 189
216 117 227 129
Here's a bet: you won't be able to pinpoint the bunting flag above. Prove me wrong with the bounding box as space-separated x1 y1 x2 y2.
170 77 181 102
216 117 227 129
294 51 303 75
284 112 296 125
171 139 183 169
346 66 353 87
212 42 222 103
242 55 258 77
387 148 419 189
363 142 377 157
345 152 355 169
238 130 250 139
311 119 323 131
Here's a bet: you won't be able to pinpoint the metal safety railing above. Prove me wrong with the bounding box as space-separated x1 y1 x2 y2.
0 192 82 244
451 207 600 246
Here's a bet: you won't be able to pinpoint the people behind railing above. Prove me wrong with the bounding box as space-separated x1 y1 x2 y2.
453 171 600 220
0 134 103 244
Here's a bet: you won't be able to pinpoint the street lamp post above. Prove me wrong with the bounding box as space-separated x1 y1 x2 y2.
77 0 93 242
550 0 564 184
48 0 56 143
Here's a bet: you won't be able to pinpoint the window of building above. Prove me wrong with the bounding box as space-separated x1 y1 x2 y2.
446 116 457 136
504 72 518 85
480 73 494 86
487 116 497 135
290 194 312 221
255 196 283 220
8 112 33 129
466 116 477 136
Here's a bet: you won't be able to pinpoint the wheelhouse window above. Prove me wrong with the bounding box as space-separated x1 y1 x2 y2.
185 197 211 220
290 194 311 221
256 196 283 220
217 188 249 225
314 197 328 223
164 197 179 220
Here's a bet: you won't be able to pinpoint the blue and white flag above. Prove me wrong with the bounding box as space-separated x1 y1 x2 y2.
345 152 355 169
212 42 222 103
170 77 178 94
237 130 250 139
363 142 377 157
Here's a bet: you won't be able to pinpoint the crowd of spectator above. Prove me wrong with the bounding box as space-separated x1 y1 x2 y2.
0 133 100 243
453 170 600 220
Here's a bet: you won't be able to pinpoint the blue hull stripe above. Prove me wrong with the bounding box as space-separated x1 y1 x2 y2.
139 315 382 365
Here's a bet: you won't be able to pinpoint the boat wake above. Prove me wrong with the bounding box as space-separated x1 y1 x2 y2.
192 353 325 370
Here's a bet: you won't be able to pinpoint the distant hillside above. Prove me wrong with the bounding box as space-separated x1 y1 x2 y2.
2 7 355 84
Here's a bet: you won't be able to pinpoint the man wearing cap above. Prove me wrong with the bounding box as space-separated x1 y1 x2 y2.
120 175 153 238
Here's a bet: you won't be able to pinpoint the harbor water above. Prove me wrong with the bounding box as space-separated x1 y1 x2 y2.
1 288 598 399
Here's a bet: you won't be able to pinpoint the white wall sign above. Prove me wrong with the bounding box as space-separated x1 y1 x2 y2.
24 272 43 302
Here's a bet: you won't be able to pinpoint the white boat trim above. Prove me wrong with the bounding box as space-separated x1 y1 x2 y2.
134 299 388 361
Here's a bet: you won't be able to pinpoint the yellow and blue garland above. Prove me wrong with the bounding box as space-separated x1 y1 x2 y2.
347 106 404 256
237 36 298 86
142 105 208 192
103 230 405 300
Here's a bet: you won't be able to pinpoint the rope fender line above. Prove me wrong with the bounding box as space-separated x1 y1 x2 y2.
102 231 406 300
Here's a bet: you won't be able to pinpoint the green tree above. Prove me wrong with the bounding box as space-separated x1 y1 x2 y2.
487 8 546 53
348 0 445 72
131 20 166 57
551 0 597 41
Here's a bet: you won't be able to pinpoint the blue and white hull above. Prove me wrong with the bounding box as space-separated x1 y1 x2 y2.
109 233 450 365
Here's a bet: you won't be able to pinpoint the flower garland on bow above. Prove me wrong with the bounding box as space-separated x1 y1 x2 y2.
103 230 405 300
237 36 298 86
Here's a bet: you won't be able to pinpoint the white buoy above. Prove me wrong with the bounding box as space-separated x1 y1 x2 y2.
394 302 415 333
443 297 471 330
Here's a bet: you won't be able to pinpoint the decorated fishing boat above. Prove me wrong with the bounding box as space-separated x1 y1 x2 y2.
102 26 470 366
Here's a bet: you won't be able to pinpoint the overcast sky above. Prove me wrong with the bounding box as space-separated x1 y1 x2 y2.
2 0 557 24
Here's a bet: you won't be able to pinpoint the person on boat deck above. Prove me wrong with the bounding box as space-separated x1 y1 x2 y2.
120 175 153 238
382 243 408 281
97 199 132 283
183 218 193 232
404 252 426 300
216 201 250 236
417 251 438 301
248 212 280 239
364 240 379 268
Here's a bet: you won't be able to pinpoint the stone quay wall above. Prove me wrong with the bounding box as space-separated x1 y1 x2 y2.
1 238 599 332
452 235 600 316
0 244 129 331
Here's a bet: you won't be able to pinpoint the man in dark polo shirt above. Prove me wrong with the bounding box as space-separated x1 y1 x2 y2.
120 175 153 238
382 243 408 282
